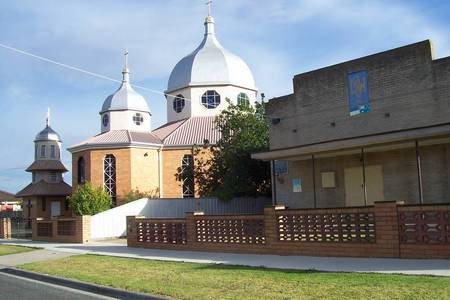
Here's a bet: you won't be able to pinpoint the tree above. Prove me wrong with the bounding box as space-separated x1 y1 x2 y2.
123 188 160 203
193 99 271 201
68 182 112 216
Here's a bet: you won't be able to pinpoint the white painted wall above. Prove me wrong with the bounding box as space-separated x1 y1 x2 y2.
90 198 148 240
90 197 270 240
165 85 257 123
100 110 151 133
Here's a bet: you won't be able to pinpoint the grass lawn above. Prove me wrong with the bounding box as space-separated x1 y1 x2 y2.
19 254 450 300
0 244 36 256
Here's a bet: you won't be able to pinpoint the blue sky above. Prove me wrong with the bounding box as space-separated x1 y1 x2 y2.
1 0 450 193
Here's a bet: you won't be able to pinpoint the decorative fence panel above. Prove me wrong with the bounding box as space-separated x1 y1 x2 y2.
398 207 450 244
136 219 187 244
57 220 76 236
195 215 266 244
37 222 53 237
276 209 376 243
127 202 450 259
32 216 90 243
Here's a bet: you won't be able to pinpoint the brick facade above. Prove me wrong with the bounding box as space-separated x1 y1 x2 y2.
0 218 11 239
266 40 450 150
72 148 160 205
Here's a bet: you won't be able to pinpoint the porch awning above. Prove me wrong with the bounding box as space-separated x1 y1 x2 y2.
252 123 450 161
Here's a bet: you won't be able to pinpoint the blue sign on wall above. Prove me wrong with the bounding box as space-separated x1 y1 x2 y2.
347 70 370 116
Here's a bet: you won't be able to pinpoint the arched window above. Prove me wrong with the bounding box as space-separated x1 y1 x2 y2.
77 157 86 185
181 155 194 198
237 92 250 106
40 145 46 158
173 94 185 113
104 154 117 205
201 90 221 109
50 145 56 158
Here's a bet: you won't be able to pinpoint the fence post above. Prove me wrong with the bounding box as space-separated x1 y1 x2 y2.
185 212 198 246
0 218 11 239
373 201 401 258
126 216 137 247
263 207 279 247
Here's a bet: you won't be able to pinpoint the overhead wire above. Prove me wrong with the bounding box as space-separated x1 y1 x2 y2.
0 42 190 102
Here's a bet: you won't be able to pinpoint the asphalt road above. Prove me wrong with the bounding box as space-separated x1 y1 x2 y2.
0 272 115 300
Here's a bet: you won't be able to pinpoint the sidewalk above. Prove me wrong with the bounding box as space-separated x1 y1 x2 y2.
1 239 450 276
0 249 74 267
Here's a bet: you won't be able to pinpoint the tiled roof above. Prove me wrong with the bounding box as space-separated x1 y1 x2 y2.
68 130 162 152
153 116 221 146
16 180 72 197
0 190 15 201
153 119 187 140
25 160 68 172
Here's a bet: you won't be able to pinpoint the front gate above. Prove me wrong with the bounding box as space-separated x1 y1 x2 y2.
0 211 32 239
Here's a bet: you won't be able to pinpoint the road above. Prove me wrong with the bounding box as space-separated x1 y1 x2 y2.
0 272 115 300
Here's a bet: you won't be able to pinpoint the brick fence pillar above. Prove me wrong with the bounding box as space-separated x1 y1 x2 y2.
81 215 91 243
185 212 197 246
0 218 11 239
126 216 138 247
373 201 401 258
263 207 279 247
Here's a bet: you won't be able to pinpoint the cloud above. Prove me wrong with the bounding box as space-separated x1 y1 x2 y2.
0 0 449 191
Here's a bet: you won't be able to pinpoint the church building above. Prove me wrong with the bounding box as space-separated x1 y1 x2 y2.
68 11 257 205
17 113 72 220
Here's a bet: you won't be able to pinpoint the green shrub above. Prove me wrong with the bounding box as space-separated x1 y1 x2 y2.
68 182 112 216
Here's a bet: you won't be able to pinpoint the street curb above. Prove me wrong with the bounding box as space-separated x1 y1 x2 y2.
0 267 166 300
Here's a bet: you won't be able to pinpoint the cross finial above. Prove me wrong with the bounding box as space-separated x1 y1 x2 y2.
206 0 212 16
46 107 50 127
124 49 129 69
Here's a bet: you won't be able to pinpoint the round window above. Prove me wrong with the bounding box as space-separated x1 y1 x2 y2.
237 92 250 106
173 94 185 113
201 90 221 109
133 113 144 125
102 114 109 127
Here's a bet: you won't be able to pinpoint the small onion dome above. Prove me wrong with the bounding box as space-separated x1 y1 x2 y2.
166 15 256 93
100 63 150 114
35 125 61 142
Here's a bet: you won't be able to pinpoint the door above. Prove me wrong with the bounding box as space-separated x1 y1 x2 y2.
51 201 61 217
344 165 384 206
366 165 384 204
344 167 364 206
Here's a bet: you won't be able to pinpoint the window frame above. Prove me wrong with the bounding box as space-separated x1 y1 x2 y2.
132 113 144 126
201 90 221 109
40 145 46 158
181 154 195 198
173 94 185 113
237 92 250 106
104 154 117 206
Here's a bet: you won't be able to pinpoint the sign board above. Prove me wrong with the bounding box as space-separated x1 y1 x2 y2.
348 70 370 116
274 160 288 176
292 178 302 193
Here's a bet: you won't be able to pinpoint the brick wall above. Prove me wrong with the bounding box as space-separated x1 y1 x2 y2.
267 40 450 150
32 215 90 243
0 218 11 239
127 202 450 259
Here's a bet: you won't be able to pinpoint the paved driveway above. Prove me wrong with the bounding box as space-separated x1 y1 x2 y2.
1 239 450 276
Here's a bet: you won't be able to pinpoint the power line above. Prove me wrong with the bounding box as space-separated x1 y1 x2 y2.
0 42 189 102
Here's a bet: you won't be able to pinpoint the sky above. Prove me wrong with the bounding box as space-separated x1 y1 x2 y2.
0 0 450 194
